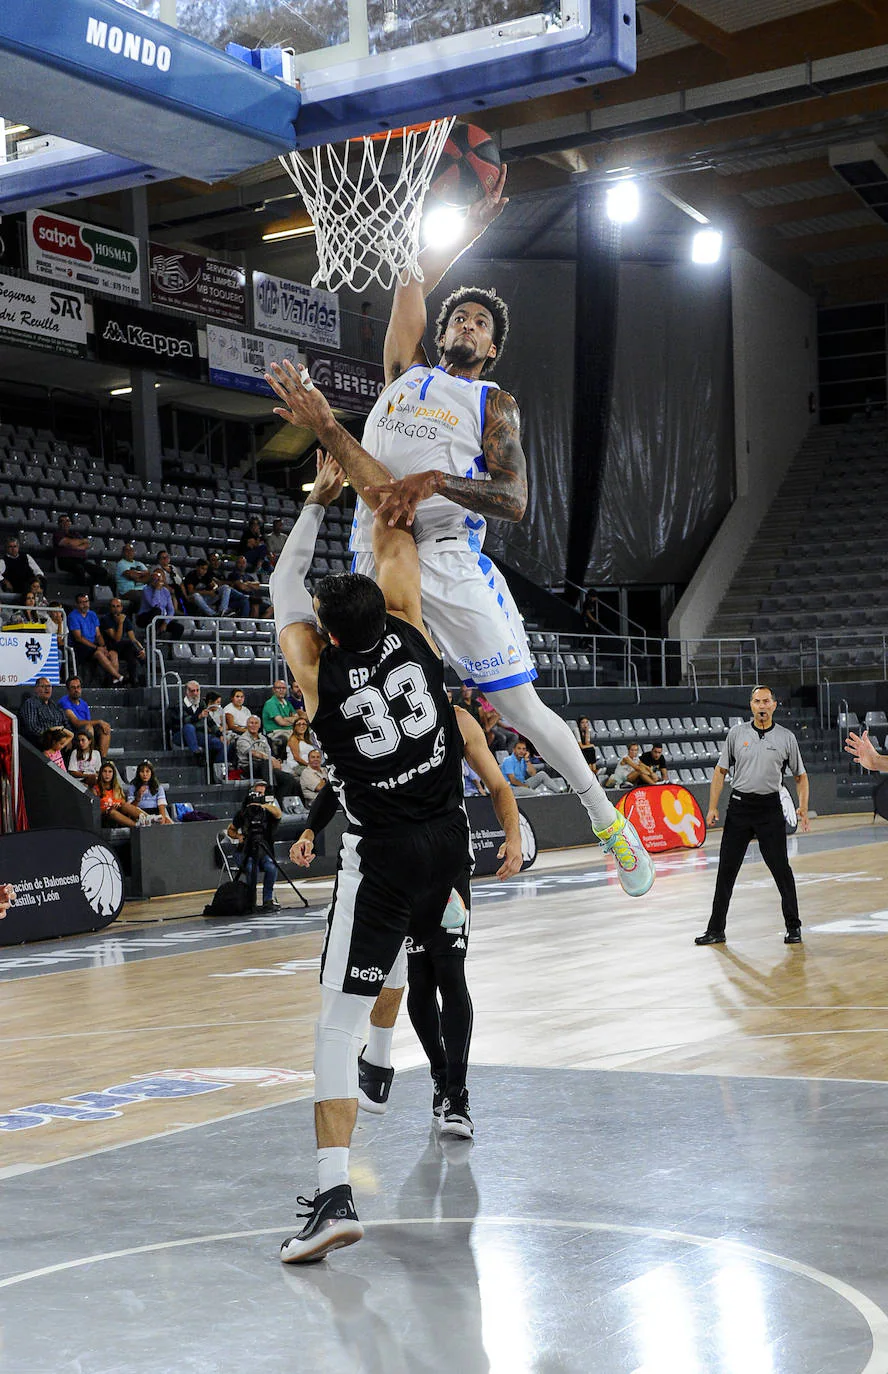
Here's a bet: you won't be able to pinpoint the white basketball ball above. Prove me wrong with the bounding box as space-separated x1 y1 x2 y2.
80 845 123 917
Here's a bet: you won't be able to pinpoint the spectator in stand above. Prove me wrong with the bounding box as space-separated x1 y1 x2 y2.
228 554 270 617
262 680 300 758
463 754 488 796
58 675 112 758
577 718 599 774
66 727 101 787
205 691 224 737
115 543 150 610
299 747 328 805
265 519 287 563
238 515 265 553
27 579 65 639
235 715 301 799
640 742 669 783
127 759 173 824
53 515 109 585
67 593 123 684
606 742 659 790
175 680 224 762
18 677 67 748
224 688 252 759
287 717 316 768
501 739 567 793
183 560 239 619
100 596 146 686
155 549 187 612
41 726 73 770
136 567 177 630
287 680 305 714
4 590 43 627
0 535 44 602
93 760 144 828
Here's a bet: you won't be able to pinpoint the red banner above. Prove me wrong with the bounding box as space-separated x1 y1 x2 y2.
616 784 705 853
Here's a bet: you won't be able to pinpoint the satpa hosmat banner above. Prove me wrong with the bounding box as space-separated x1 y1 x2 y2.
26 209 141 301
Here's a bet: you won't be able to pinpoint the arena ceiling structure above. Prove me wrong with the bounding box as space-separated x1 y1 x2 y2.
122 0 888 310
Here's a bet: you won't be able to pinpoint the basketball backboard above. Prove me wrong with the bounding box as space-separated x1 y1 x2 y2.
0 0 634 208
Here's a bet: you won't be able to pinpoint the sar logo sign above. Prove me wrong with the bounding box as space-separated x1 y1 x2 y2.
26 209 141 301
616 784 706 853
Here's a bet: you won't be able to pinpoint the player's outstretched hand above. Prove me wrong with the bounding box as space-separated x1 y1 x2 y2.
496 837 523 880
845 729 882 771
311 449 346 507
368 470 440 527
289 836 315 867
266 360 336 439
0 883 14 919
466 165 509 238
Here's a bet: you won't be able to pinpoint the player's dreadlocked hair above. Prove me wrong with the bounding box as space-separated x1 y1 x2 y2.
435 287 509 375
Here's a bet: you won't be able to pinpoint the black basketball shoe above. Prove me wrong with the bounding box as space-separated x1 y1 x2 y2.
357 1052 395 1115
440 1088 474 1140
432 1072 447 1122
280 1185 363 1264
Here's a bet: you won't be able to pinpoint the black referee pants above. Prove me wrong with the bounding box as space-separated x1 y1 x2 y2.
707 792 800 936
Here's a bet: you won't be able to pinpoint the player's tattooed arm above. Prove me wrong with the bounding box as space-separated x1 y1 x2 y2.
371 389 528 527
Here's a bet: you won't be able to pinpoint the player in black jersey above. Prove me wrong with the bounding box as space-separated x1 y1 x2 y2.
268 369 473 1264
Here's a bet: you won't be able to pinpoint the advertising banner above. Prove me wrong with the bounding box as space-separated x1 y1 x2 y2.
0 273 87 358
253 270 340 350
93 299 201 378
465 795 538 876
0 631 61 685
26 209 140 300
616 784 706 853
0 827 124 947
305 351 385 415
206 323 295 396
149 243 247 325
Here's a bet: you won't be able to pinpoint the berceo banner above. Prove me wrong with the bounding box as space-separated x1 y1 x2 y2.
465 795 538 876
306 351 385 415
149 243 247 325
616 784 706 853
26 208 141 300
0 827 124 946
253 270 340 350
93 299 202 379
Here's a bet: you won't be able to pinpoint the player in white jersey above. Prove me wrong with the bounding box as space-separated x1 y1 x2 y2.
267 171 653 896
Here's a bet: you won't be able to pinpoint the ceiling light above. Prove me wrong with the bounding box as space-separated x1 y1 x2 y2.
262 224 316 242
605 180 639 224
692 228 723 264
109 383 161 396
422 205 466 249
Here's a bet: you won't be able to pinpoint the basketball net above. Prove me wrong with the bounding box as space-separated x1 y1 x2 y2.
279 117 456 293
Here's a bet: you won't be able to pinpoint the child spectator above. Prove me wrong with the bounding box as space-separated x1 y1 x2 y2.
93 761 143 828
67 728 101 787
41 726 73 770
127 760 173 825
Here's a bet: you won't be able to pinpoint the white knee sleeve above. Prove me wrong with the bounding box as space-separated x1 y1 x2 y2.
314 987 374 1102
384 940 408 990
485 682 617 830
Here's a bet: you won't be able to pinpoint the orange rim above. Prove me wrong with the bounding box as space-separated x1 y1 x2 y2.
348 120 442 145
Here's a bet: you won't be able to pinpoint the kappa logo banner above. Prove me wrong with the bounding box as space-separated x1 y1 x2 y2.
253 270 340 350
27 209 140 301
93 299 202 379
617 784 706 853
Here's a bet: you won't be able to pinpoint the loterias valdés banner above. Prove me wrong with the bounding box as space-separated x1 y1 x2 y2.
616 784 706 853
0 827 124 946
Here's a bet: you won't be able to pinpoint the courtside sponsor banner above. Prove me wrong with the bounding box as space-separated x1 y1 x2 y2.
253 270 340 350
306 351 385 415
149 243 247 325
26 209 140 300
616 783 706 853
0 828 124 948
206 323 295 395
0 630 59 685
0 273 87 357
94 299 202 379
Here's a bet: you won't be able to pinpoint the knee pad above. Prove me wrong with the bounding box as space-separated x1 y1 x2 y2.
314 987 374 1102
384 940 408 990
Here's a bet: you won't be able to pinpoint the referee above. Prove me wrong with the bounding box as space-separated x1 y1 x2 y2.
695 686 809 946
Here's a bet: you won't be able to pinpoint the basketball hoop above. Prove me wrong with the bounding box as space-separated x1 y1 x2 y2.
279 117 456 293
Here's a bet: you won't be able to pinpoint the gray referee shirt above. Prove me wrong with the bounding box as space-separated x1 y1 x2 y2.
718 720 806 796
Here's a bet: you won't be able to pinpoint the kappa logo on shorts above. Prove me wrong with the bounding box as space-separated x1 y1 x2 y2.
350 965 385 982
453 938 467 949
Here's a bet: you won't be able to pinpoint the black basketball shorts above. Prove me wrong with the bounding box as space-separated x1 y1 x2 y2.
320 811 472 996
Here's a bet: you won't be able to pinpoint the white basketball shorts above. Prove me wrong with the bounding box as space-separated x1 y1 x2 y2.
351 545 537 692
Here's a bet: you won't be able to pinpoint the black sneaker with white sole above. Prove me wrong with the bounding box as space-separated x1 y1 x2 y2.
280 1185 363 1264
440 1088 474 1140
432 1073 446 1122
357 1052 394 1115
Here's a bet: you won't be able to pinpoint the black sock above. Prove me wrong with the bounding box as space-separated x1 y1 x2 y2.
434 957 473 1094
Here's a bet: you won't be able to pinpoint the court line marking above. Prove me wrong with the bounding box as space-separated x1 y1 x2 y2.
0 1216 885 1372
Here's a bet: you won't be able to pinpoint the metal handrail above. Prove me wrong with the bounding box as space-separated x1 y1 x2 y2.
159 670 183 749
628 658 640 704
688 659 699 702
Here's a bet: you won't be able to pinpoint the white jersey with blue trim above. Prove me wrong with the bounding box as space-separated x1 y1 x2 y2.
350 364 498 555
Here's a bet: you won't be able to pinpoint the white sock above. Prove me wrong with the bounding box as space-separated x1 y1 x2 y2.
364 1022 394 1068
317 1145 350 1193
485 683 619 831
